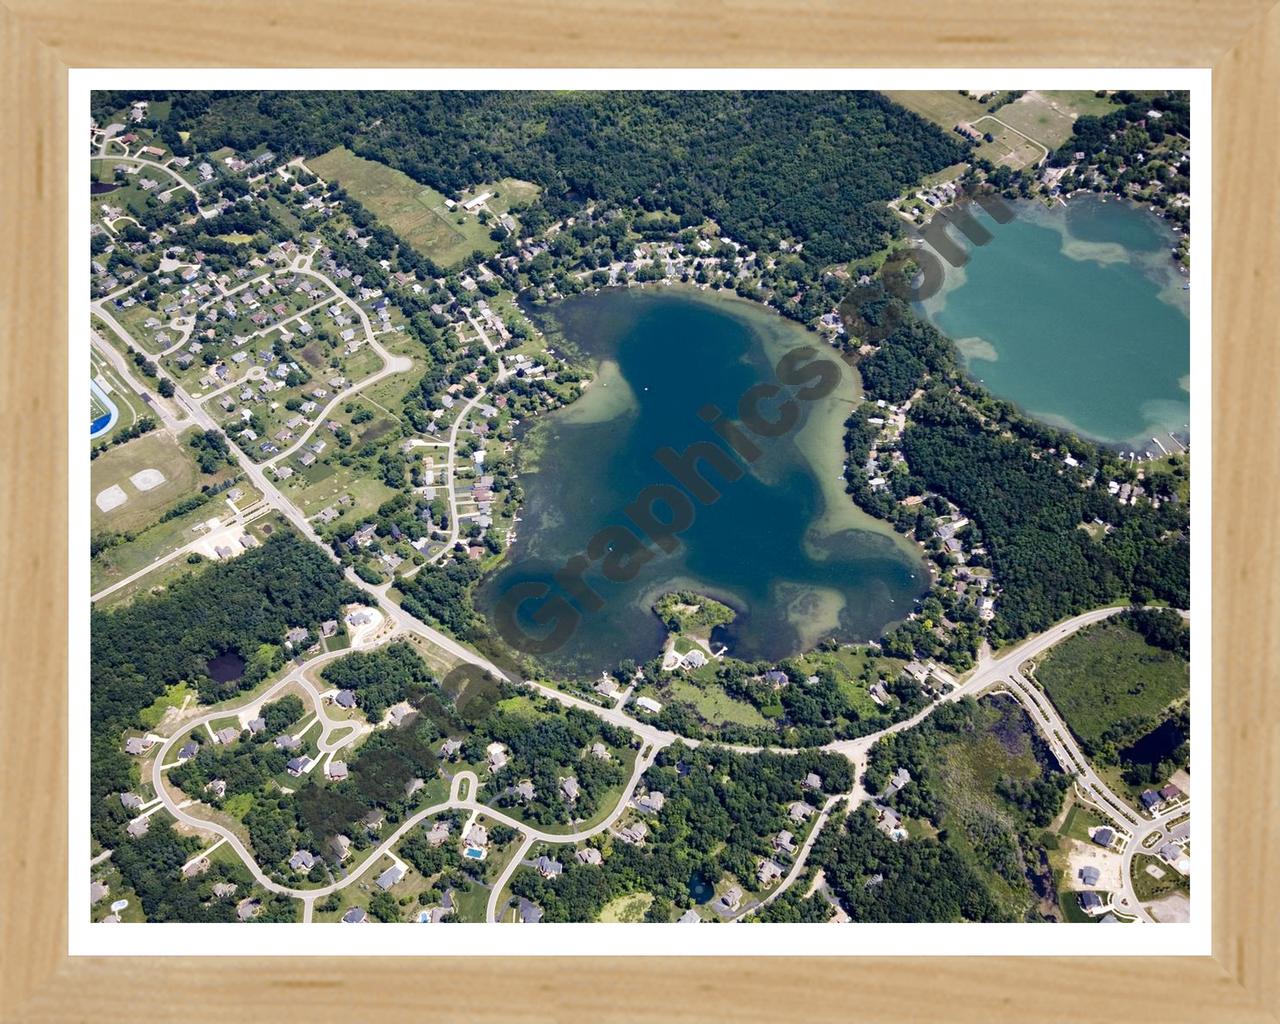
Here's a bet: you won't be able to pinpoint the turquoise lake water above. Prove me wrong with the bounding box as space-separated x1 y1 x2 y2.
919 196 1190 448
477 290 928 677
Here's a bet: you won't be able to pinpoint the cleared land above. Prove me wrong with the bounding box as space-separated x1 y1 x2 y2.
91 430 201 534
1031 623 1189 752
307 147 518 268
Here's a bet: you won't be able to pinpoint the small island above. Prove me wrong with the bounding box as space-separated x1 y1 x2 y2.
654 590 735 671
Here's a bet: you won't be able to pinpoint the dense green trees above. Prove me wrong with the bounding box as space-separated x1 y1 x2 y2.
508 744 852 921
817 808 1004 923
90 534 356 847
154 91 962 266
319 641 435 721
900 392 1189 637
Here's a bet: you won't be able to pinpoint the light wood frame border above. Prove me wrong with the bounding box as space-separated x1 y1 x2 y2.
2 4 1277 1020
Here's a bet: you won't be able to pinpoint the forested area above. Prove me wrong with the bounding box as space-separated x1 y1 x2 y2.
508 744 851 921
480 705 632 827
816 807 1004 922
319 641 437 721
820 697 1068 922
108 90 962 266
900 392 1189 638
89 534 358 851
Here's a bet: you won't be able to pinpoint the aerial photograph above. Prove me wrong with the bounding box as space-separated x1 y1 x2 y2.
86 88 1192 930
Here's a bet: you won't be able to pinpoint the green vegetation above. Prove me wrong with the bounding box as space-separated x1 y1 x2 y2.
90 430 202 534
654 591 735 634
1032 614 1189 793
822 696 1069 922
507 744 853 921
320 641 436 721
308 146 510 268
158 91 963 268
90 534 356 851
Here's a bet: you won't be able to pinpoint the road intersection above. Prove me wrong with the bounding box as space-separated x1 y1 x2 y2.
94 254 1187 924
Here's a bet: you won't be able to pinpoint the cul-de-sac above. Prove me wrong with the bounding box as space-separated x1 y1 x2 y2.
88 89 1191 926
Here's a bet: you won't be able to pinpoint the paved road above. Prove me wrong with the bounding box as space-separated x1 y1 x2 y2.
96 251 1189 922
89 326 186 433
148 661 662 905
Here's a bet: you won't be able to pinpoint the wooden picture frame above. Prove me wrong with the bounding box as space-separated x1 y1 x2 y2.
2 2 1276 1018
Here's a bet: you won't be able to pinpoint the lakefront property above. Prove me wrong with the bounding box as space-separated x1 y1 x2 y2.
87 86 1192 934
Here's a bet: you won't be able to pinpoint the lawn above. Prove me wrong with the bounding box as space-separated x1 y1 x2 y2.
307 147 505 268
1131 853 1189 903
91 430 202 535
1032 623 1189 753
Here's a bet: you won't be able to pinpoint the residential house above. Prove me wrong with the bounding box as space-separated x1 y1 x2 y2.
376 865 405 890
536 856 563 879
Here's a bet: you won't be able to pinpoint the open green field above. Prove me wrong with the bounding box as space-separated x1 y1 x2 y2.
989 92 1081 151
969 115 1048 168
281 459 400 518
921 162 970 189
91 491 233 594
308 147 503 268
91 430 201 534
1037 90 1119 119
883 90 990 131
598 891 653 922
665 676 768 729
1032 623 1189 753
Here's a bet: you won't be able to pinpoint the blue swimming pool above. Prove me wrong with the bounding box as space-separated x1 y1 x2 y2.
464 847 484 859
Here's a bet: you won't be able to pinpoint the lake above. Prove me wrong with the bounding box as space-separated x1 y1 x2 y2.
918 196 1190 450
476 289 928 678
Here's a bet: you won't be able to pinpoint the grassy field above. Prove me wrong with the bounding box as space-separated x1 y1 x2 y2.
665 676 768 728
1038 90 1119 119
91 430 202 534
991 94 1078 151
883 90 990 131
1032 623 1189 753
308 147 505 268
598 891 653 922
969 115 1048 168
282 460 400 519
90 492 233 594
1131 853 1190 903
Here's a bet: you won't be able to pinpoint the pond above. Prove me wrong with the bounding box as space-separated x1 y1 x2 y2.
205 651 246 684
687 870 715 904
476 289 928 678
91 181 120 195
1119 716 1187 771
918 196 1190 450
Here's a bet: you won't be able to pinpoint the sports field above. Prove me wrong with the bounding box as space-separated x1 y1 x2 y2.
91 429 201 534
307 147 508 268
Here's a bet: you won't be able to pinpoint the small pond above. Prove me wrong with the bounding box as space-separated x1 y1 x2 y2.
206 651 246 684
